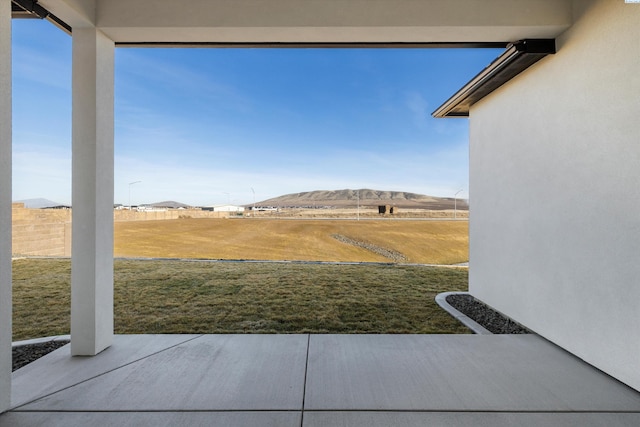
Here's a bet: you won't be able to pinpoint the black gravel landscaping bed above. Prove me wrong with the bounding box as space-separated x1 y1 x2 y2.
12 340 70 372
445 293 531 334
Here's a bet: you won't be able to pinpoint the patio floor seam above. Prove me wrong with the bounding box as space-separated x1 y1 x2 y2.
10 334 206 411
300 334 311 427
10 409 303 413
8 409 640 414
301 409 640 414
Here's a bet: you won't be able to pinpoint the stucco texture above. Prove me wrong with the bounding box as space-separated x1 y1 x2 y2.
469 0 640 390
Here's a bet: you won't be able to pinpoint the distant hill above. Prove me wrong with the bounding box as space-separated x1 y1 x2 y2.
150 201 192 209
255 189 467 210
15 198 66 209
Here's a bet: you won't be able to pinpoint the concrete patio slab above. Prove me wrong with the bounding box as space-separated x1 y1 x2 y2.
17 334 308 411
12 334 201 408
304 334 640 411
0 411 301 427
302 411 640 427
3 334 640 426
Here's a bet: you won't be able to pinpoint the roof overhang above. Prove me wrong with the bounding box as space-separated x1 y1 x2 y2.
432 39 556 118
11 0 71 33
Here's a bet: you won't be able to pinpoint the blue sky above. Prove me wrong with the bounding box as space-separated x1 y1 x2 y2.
12 20 502 207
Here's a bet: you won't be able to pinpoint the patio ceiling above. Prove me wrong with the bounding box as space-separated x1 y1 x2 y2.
35 0 573 45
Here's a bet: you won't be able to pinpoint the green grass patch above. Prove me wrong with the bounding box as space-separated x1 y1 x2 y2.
12 258 469 340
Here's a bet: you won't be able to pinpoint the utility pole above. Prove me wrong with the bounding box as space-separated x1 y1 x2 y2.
128 181 141 210
251 187 256 212
454 189 463 219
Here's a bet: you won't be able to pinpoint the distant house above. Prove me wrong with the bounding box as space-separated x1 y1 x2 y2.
202 205 245 213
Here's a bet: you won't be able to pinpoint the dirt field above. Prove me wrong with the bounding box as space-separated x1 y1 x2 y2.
114 218 468 265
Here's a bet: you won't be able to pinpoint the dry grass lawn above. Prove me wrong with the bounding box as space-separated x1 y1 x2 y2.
115 218 468 265
14 219 468 340
12 258 469 341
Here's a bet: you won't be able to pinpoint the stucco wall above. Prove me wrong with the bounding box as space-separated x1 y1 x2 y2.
469 0 640 390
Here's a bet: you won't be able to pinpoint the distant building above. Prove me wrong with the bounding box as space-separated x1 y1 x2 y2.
136 205 167 212
202 205 245 213
378 205 395 215
44 205 71 210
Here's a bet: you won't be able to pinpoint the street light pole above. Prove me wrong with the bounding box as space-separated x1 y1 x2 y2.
454 189 463 219
251 187 256 212
128 181 141 210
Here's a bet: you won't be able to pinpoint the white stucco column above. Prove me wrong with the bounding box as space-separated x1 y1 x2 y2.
0 0 11 413
71 27 115 356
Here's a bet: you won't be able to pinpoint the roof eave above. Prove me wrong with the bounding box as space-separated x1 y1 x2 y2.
432 39 556 118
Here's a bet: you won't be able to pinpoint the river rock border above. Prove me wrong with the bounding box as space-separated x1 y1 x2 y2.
331 234 408 263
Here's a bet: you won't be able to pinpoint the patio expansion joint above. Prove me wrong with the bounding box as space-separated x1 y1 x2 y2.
299 409 640 414
300 334 311 427
9 408 640 414
9 409 303 413
10 334 206 412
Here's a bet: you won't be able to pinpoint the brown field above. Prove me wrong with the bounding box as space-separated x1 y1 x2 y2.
114 218 468 265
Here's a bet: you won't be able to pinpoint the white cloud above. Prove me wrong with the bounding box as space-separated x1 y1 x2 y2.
116 50 253 114
12 47 71 91
404 91 429 129
12 130 470 207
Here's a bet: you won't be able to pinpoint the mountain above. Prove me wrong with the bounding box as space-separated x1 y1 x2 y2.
254 189 467 210
15 198 66 209
150 201 192 209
